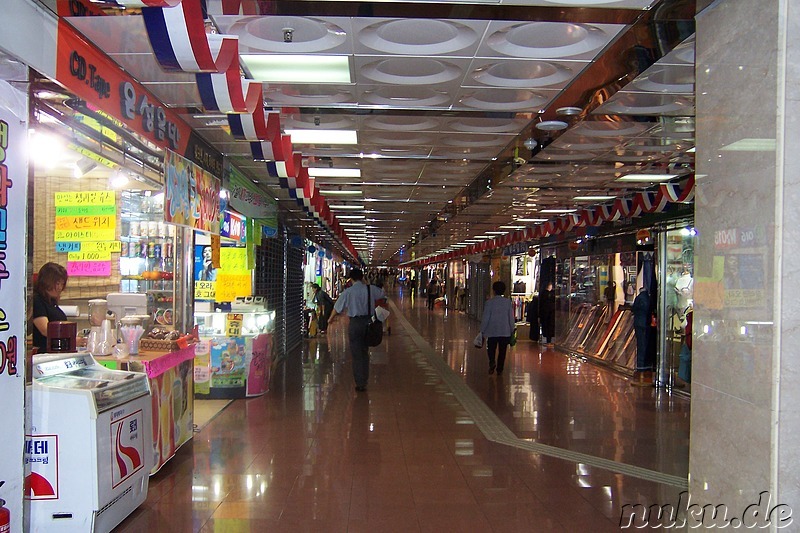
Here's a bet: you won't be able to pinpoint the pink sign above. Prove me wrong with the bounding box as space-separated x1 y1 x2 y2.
67 260 111 277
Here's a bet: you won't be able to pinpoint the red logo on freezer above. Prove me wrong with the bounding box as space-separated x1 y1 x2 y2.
115 423 142 478
25 472 55 498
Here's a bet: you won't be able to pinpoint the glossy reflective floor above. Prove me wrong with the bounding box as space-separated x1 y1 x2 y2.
116 288 690 532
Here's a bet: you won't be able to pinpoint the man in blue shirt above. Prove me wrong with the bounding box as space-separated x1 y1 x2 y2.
329 269 386 392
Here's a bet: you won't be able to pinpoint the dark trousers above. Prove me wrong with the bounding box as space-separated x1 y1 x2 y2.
634 325 650 371
348 316 371 387
427 294 436 309
486 336 510 372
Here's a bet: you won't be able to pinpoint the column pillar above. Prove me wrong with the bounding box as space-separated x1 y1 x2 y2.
692 0 800 519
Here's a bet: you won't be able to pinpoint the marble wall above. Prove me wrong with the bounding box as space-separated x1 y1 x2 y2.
693 0 800 520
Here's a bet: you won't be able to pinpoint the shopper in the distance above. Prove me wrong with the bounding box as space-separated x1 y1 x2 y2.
311 283 335 334
480 281 515 376
329 269 386 392
539 282 556 346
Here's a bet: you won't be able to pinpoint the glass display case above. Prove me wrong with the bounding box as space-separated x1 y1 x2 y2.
119 191 176 294
194 307 276 398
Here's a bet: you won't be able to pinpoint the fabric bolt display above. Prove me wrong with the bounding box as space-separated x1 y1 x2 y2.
142 2 238 73
196 65 262 113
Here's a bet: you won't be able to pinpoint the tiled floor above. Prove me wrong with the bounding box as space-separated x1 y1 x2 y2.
116 288 691 532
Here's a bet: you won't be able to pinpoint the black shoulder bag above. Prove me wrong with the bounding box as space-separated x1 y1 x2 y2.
364 285 383 347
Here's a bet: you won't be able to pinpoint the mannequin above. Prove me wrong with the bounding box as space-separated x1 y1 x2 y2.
675 269 693 316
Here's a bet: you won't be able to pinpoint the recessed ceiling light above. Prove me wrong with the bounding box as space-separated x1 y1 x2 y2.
320 190 363 196
573 195 616 201
536 120 568 131
330 205 365 210
307 168 361 178
616 174 677 182
720 138 776 151
556 106 583 116
286 129 358 145
241 54 352 83
540 208 577 214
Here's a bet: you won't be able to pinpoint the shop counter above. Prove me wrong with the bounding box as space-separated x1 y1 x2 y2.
96 345 195 474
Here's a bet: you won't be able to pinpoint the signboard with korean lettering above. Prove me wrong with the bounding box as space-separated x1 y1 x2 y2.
54 190 117 276
24 435 59 500
55 21 223 176
0 95 28 532
164 150 220 234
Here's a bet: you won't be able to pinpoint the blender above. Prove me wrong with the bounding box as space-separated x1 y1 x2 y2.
86 299 108 354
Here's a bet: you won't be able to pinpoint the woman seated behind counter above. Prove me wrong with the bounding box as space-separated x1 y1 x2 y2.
31 262 69 354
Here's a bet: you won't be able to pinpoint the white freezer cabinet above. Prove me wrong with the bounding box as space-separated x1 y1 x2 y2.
26 353 154 533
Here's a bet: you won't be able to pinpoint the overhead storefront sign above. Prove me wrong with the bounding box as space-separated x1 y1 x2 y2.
164 150 220 234
0 83 27 533
224 164 278 224
220 211 246 242
55 20 223 175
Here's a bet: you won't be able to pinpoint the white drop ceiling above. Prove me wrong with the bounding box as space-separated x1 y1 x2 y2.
61 0 695 264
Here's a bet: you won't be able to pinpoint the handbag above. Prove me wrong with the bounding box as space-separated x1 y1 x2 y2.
473 332 484 348
364 285 383 347
509 327 518 347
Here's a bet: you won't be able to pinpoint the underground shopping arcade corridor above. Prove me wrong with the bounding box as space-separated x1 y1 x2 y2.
115 287 690 532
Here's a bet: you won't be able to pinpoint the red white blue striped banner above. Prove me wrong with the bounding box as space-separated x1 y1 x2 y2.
142 2 238 73
196 65 262 113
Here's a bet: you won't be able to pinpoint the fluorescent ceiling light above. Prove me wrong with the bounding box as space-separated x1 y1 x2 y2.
573 195 615 201
616 174 677 182
340 222 366 227
241 54 351 83
320 190 363 196
286 129 358 145
330 205 365 210
308 168 361 178
516 218 547 223
500 225 526 230
486 231 508 235
336 215 366 219
720 138 776 151
540 208 577 214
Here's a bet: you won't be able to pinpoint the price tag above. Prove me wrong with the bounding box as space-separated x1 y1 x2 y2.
55 205 117 217
68 251 112 262
225 313 243 337
82 241 121 253
56 242 81 253
54 191 115 206
194 281 215 300
54 229 116 242
55 215 115 231
67 260 112 277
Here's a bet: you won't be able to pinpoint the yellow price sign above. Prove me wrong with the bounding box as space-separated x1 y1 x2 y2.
220 247 248 272
226 313 243 337
54 191 116 207
54 229 116 242
55 215 116 231
214 273 251 303
82 241 121 253
68 251 112 262
195 281 216 300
